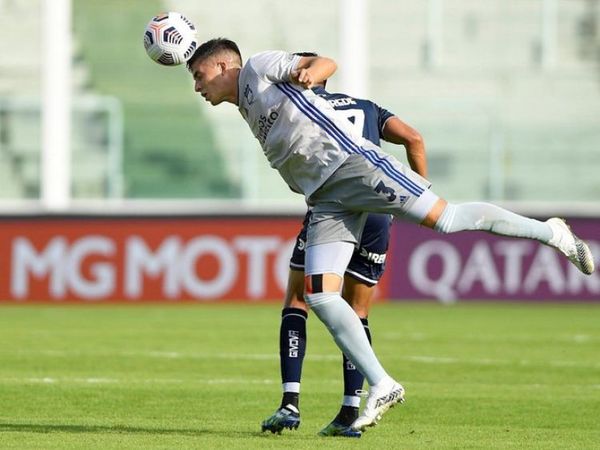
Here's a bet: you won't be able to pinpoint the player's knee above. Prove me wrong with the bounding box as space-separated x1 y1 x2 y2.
285 295 307 310
284 270 307 309
352 303 369 319
304 273 342 296
343 276 375 317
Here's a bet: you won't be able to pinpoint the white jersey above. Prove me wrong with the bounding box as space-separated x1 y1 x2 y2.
237 51 368 198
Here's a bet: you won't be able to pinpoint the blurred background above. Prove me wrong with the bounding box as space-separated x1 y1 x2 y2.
0 0 599 302
1 0 599 207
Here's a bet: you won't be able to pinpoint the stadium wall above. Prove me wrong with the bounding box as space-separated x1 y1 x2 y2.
0 213 598 303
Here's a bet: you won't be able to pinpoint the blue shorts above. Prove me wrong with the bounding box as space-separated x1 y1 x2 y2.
290 211 392 286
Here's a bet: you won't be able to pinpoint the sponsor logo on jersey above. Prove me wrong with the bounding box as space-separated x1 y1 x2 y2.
296 238 306 252
288 330 300 357
257 111 279 145
244 84 255 105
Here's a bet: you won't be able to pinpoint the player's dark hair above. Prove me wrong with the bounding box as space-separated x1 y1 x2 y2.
186 38 243 71
293 52 318 57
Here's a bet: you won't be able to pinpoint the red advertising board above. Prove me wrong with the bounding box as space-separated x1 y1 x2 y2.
0 216 318 303
1 215 598 303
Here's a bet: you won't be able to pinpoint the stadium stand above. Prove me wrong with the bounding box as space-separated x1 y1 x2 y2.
170 0 339 201
173 0 600 202
1 0 598 202
0 0 41 199
0 0 239 200
72 0 238 199
0 0 119 199
369 0 600 201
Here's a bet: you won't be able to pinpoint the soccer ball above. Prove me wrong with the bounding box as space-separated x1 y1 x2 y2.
143 12 198 66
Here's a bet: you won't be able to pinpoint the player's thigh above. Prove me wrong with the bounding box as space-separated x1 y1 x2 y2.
306 205 367 251
305 241 355 293
345 213 390 286
343 213 391 316
304 206 366 294
289 210 310 272
310 152 437 224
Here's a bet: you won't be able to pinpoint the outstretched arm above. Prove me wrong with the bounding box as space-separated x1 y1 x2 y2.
383 117 428 178
290 56 337 89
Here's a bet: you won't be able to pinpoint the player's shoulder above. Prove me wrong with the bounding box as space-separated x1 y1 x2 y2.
350 95 393 118
248 50 296 68
245 51 300 83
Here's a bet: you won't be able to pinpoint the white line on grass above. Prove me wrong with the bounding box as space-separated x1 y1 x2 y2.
0 377 289 385
4 349 600 369
380 332 600 345
1 377 599 392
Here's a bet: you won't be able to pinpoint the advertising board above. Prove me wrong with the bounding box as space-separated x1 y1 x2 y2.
0 217 301 302
1 216 597 303
388 219 600 302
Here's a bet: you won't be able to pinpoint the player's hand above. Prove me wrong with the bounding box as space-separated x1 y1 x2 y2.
290 68 315 89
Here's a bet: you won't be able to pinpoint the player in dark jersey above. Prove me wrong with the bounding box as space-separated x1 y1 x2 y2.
262 53 428 438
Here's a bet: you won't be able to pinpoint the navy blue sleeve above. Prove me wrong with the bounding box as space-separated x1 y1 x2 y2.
375 103 395 139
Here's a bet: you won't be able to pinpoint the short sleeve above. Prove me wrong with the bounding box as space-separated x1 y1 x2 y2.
376 103 395 138
248 51 302 84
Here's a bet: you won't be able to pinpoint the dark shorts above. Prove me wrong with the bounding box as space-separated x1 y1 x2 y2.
290 210 392 286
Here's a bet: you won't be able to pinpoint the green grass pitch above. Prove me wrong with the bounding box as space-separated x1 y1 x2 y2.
1 303 599 449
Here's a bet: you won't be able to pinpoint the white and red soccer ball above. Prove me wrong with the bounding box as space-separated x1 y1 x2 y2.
144 12 198 66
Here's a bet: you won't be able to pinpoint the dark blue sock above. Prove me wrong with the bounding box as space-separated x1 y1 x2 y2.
343 317 371 398
280 308 307 402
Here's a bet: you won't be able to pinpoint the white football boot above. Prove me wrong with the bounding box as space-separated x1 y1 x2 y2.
351 377 405 432
546 218 595 275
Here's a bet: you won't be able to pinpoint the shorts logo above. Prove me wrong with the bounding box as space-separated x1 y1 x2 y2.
297 238 306 252
360 247 387 264
374 180 396 202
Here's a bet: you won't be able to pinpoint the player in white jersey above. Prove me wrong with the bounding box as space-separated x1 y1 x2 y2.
186 38 595 433
261 52 428 437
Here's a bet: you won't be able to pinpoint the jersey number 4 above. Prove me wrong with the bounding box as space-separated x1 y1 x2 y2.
338 109 365 136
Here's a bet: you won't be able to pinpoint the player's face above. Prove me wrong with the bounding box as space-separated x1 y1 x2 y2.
191 57 230 105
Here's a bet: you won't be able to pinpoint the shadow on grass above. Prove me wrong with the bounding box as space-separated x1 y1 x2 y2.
0 422 257 438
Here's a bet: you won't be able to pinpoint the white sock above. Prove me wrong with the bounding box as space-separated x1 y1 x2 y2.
305 291 387 386
343 395 361 408
435 202 553 243
282 382 300 393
